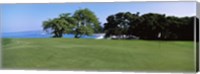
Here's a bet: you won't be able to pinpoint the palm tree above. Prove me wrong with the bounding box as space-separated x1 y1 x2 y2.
42 13 75 38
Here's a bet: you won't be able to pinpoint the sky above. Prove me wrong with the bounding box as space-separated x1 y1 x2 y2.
0 2 196 33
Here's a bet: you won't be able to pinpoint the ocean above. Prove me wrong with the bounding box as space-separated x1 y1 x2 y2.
1 31 98 38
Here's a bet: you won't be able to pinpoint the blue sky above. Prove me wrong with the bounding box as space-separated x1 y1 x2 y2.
0 2 196 33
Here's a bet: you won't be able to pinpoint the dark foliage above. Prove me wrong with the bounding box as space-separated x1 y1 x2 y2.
196 17 199 42
104 12 197 40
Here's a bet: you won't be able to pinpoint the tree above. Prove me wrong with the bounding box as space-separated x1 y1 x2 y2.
126 12 141 37
178 16 194 40
104 12 135 39
72 8 101 38
103 15 116 38
104 12 195 40
42 13 75 38
127 13 168 40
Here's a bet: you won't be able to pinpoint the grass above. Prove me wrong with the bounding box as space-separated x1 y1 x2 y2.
2 38 196 72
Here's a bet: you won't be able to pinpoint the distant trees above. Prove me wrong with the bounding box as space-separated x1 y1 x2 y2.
42 13 75 38
135 13 168 40
104 12 140 39
104 12 197 40
73 8 102 38
42 8 197 40
42 8 101 38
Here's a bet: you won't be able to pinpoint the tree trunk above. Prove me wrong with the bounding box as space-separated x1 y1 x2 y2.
74 34 81 39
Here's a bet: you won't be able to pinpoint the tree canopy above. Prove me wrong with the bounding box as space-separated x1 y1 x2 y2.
104 12 197 40
73 8 102 38
42 13 75 38
42 8 101 38
42 8 197 40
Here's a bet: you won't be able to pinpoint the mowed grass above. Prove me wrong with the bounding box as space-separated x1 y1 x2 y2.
2 38 196 72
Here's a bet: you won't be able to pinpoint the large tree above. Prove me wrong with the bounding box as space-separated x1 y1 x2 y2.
135 13 168 40
72 8 102 38
165 16 184 40
42 13 75 38
103 12 195 40
104 12 135 39
177 16 194 40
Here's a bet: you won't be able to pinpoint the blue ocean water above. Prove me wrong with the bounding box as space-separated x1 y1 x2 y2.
2 31 98 38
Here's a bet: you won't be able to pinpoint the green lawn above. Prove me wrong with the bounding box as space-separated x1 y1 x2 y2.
2 38 196 72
